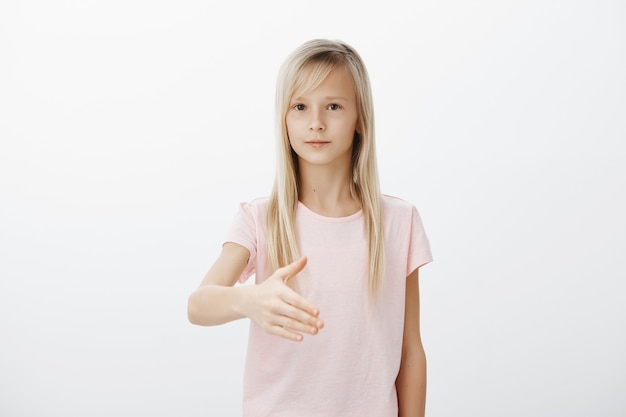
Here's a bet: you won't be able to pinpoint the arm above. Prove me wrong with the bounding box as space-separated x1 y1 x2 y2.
187 242 252 326
187 242 324 341
396 268 427 417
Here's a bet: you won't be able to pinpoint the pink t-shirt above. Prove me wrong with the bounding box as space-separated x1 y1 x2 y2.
225 195 432 417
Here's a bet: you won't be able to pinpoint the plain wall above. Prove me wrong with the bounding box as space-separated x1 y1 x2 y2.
1 0 624 416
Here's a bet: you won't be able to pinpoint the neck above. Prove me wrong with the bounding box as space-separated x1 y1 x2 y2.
297 160 360 217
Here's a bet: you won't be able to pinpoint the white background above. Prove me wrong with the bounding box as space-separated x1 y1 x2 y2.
1 0 625 416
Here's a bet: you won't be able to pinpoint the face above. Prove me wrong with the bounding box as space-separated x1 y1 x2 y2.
286 67 359 170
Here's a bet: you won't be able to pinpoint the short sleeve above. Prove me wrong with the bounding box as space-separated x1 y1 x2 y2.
224 202 258 284
407 206 433 276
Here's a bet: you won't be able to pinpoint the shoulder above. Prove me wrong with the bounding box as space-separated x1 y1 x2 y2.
232 196 270 225
239 196 270 214
381 194 416 217
241 196 270 210
381 194 427 231
381 194 432 264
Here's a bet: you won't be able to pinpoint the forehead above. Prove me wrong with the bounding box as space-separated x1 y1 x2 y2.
292 64 356 100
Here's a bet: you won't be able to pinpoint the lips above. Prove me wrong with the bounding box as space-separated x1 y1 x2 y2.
306 140 330 148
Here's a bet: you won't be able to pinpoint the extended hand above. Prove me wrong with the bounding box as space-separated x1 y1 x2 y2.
242 256 324 342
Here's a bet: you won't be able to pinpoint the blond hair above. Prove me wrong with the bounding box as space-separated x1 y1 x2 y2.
267 39 384 298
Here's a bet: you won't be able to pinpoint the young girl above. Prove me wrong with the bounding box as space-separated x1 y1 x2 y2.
188 39 432 417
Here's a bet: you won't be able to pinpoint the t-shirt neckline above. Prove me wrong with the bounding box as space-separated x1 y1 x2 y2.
297 201 363 223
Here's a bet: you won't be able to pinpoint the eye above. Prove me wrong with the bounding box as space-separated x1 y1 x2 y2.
327 103 341 110
293 104 306 111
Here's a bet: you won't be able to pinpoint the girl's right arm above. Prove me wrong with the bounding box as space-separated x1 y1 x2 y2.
187 242 324 342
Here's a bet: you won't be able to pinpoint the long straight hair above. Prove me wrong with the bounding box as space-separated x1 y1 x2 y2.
267 39 384 298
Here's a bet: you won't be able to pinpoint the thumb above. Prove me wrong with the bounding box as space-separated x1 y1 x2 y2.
280 256 307 282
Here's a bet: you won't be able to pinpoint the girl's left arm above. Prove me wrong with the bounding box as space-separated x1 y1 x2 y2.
396 268 427 417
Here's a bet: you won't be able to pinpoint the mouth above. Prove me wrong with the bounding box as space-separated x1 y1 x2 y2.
306 140 330 148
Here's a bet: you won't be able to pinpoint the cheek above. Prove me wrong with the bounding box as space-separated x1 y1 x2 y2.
286 128 296 146
285 125 299 149
285 117 299 137
342 118 359 136
343 112 358 131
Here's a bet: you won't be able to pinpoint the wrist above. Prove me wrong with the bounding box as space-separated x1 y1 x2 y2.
232 284 254 319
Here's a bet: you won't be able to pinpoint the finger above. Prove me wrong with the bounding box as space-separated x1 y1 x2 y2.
278 307 324 334
268 325 305 342
278 256 307 281
281 290 323 323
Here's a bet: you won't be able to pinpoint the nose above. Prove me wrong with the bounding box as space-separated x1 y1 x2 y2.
308 109 325 131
